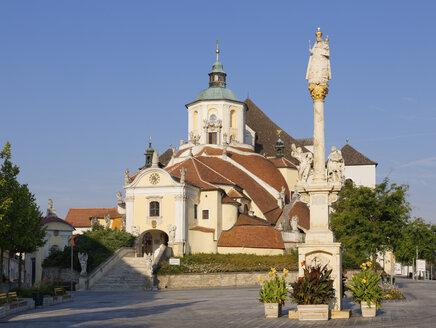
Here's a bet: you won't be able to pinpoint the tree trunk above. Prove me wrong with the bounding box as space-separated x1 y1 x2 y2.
18 252 22 288
372 250 377 273
7 254 10 281
0 247 3 282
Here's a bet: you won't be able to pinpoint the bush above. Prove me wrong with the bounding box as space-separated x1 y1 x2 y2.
156 253 298 275
258 268 289 304
42 229 135 273
289 262 334 305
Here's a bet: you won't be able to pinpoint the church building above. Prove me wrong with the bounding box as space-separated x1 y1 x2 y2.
119 46 377 257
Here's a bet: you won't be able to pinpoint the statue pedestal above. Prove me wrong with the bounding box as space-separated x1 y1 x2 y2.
170 242 184 257
298 242 342 310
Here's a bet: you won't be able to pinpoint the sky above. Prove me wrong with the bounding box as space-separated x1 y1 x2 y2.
1 1 435 224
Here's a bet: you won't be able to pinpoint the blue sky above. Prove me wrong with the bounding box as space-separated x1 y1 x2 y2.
1 1 435 224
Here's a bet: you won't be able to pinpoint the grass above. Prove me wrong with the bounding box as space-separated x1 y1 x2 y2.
156 252 298 275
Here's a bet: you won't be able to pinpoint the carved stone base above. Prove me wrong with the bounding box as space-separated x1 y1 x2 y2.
298 242 342 310
171 242 184 257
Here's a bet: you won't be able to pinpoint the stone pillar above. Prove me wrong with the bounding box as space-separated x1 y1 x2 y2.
174 193 187 255
125 195 134 233
309 84 328 184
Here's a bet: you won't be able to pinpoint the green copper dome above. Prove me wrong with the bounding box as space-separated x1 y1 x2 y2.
194 59 240 102
195 87 240 101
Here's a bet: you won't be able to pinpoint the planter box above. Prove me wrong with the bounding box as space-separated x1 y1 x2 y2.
361 301 376 317
264 303 282 318
43 297 54 306
297 304 329 321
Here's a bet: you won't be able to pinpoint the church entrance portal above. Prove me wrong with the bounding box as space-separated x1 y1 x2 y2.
137 229 168 258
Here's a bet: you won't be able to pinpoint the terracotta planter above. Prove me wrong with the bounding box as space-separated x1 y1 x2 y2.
361 301 377 317
297 304 329 321
264 303 282 318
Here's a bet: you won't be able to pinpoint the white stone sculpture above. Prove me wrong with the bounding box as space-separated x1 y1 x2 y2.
327 146 345 184
124 169 131 185
278 186 286 209
291 215 299 231
180 167 187 184
306 28 331 85
104 213 110 229
144 253 154 290
291 144 313 184
168 224 176 244
78 252 88 276
151 150 159 168
116 191 123 204
121 215 126 232
132 226 140 236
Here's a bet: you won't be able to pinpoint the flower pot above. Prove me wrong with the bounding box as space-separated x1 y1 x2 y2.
297 304 329 321
264 303 282 318
361 301 376 317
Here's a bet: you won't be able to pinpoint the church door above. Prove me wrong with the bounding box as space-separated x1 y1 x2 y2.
143 232 152 255
208 132 217 144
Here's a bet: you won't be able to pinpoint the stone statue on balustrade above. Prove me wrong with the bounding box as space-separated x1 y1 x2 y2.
327 146 344 184
291 144 313 184
104 213 111 229
78 252 88 276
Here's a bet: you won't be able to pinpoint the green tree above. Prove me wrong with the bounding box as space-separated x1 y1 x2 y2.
0 141 19 282
0 142 45 285
395 217 436 265
331 179 410 271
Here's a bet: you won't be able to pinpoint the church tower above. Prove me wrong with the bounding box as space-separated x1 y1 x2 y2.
185 41 250 147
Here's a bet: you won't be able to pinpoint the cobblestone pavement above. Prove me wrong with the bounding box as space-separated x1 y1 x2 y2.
0 277 435 327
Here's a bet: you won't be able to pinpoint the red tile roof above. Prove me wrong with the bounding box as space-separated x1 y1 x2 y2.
65 207 120 228
189 226 215 233
267 157 298 169
227 187 248 199
288 201 310 230
222 195 239 204
42 217 75 229
234 213 270 226
341 144 377 166
218 222 284 249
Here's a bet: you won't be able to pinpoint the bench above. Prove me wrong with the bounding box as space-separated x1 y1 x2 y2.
7 292 27 307
0 293 7 305
54 288 71 301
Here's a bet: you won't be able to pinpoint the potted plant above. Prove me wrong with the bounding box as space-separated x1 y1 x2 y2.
289 261 334 321
347 261 383 317
258 268 288 318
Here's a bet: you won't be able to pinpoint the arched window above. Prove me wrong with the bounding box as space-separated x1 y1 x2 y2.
193 111 198 129
230 110 236 128
149 201 160 217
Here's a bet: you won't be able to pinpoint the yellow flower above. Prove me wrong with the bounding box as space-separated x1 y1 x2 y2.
366 261 372 267
268 271 273 277
361 279 367 284
258 276 262 282
283 268 289 274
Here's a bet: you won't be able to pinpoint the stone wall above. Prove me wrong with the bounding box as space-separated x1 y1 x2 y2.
42 267 80 284
157 269 359 289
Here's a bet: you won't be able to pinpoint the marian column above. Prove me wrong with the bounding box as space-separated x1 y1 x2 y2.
295 28 343 311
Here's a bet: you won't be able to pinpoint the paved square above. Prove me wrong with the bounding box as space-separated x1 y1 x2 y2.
1 278 435 327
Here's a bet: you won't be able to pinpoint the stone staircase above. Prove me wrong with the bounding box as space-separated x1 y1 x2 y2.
90 255 152 291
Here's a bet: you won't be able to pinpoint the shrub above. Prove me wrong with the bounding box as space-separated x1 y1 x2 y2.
156 253 298 275
347 261 384 309
381 282 405 301
258 268 289 304
42 229 135 273
289 261 334 305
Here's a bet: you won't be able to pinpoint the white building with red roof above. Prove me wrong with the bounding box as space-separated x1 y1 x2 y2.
122 47 377 257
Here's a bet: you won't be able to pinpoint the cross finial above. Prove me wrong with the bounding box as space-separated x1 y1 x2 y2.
346 137 349 144
277 129 282 136
216 40 220 61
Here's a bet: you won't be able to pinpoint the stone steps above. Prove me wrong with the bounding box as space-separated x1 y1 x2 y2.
90 256 152 291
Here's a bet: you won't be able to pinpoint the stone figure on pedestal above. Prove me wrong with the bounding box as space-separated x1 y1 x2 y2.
306 27 331 85
104 213 110 229
78 252 88 276
121 215 126 232
168 224 176 244
327 146 345 184
291 216 299 231
116 191 123 204
291 144 313 184
180 167 187 184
